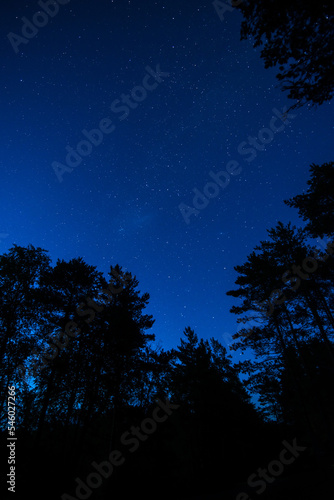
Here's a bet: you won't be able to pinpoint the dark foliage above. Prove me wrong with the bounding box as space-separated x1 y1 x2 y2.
237 0 334 108
285 161 334 238
1 164 334 498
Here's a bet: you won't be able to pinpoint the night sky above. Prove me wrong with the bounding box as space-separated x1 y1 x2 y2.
1 0 333 358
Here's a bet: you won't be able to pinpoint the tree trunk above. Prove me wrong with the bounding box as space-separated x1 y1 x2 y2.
34 365 56 449
305 292 334 364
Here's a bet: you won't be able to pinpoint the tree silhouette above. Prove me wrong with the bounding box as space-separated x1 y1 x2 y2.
285 161 334 238
168 327 261 492
236 0 334 108
0 244 51 418
227 220 334 448
0 237 332 498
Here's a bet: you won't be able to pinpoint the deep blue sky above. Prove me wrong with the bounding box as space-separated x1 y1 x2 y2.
1 0 333 361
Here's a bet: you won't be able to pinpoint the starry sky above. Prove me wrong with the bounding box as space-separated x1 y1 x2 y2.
1 0 333 359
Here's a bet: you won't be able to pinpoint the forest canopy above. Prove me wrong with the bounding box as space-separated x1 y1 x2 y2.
1 161 333 498
236 0 334 108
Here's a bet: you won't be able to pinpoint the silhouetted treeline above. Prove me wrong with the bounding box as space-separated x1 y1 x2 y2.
226 161 334 489
1 162 334 499
234 1 334 109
